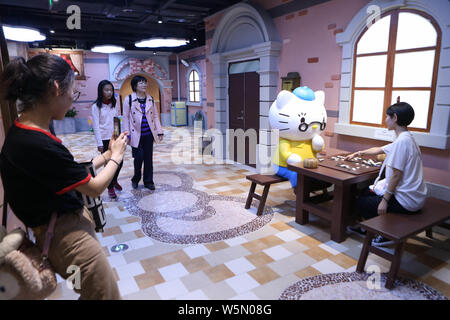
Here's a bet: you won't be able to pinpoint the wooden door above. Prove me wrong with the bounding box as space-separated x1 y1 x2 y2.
228 69 260 167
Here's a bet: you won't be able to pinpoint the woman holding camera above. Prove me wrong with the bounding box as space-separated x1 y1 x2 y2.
91 80 123 199
0 54 127 299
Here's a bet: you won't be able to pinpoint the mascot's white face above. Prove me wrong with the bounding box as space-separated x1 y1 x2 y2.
269 87 327 141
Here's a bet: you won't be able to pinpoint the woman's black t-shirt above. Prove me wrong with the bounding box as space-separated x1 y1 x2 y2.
0 120 91 228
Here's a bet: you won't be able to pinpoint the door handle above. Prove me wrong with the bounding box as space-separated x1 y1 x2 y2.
237 116 244 120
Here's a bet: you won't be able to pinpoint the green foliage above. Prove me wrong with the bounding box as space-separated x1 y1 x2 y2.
65 107 78 118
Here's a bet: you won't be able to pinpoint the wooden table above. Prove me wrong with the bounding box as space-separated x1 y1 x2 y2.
287 148 380 243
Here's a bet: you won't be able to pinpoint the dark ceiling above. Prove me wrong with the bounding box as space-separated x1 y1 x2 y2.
0 0 242 52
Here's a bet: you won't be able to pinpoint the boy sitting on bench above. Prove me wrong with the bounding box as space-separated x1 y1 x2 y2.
345 102 427 247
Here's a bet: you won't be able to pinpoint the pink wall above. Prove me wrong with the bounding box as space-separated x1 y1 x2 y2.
73 51 110 119
169 46 211 127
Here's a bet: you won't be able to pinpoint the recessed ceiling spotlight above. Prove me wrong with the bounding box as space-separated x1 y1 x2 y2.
91 45 125 53
50 30 55 34
193 37 197 41
2 25 46 42
157 16 163 24
135 38 188 48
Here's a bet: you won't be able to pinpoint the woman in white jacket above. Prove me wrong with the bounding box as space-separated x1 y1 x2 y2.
91 80 123 198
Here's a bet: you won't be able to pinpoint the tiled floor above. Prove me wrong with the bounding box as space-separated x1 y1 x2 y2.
47 127 450 300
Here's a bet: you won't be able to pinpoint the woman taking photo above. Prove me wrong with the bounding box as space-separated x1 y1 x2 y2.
123 75 163 190
346 102 427 247
91 80 123 199
0 54 127 299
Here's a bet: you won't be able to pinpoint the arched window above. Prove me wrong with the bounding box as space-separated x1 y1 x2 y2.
188 70 200 103
351 9 441 132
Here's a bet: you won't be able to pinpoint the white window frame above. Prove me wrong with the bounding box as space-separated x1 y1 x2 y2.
335 0 450 150
186 65 202 106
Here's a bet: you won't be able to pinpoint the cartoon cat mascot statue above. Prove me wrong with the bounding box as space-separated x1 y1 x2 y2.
269 86 327 191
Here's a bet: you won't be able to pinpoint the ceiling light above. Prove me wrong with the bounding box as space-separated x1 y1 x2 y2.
157 16 163 24
91 45 125 53
2 25 46 42
135 38 188 48
181 59 189 67
50 30 55 34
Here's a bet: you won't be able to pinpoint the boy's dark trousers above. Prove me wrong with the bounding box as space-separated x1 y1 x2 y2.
131 134 154 185
102 139 123 189
355 188 418 220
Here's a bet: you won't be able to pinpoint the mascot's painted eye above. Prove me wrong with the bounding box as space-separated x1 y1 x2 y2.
301 117 305 123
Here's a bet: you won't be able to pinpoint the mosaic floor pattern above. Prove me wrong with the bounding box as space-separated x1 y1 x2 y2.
279 272 448 300
45 127 449 300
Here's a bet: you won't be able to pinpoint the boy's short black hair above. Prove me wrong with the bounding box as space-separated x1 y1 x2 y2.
386 102 415 127
130 75 147 92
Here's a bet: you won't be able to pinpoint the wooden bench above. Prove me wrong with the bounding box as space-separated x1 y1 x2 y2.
245 174 288 216
356 197 450 289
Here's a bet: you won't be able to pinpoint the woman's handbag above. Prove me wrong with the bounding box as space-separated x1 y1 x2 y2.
0 196 57 300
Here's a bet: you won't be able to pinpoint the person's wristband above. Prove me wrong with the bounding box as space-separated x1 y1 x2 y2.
382 196 389 202
109 158 120 167
385 189 393 195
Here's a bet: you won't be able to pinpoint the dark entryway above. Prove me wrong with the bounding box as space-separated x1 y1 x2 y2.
228 60 260 168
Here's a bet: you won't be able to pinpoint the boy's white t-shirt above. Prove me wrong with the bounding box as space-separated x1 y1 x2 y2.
381 131 427 211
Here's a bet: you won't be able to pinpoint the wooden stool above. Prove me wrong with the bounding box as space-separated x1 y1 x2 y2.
245 174 288 216
356 197 450 289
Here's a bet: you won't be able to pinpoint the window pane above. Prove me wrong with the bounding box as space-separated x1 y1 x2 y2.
357 15 390 54
190 92 195 102
189 81 194 92
192 71 198 81
393 50 435 87
194 81 200 91
189 72 194 82
195 92 200 102
396 12 437 50
355 55 387 87
391 90 430 129
352 90 384 124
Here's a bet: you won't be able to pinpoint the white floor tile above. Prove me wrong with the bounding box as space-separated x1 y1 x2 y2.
263 245 293 261
107 254 128 268
154 279 189 299
275 230 304 242
225 273 260 294
311 259 346 274
318 243 341 255
225 257 256 275
224 236 248 246
98 235 117 247
120 222 141 233
115 261 145 280
117 278 140 297
183 244 211 259
127 237 154 250
230 291 260 300
432 267 450 284
176 289 209 300
159 263 190 282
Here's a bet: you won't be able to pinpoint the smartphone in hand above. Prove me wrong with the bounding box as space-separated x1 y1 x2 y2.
113 117 121 139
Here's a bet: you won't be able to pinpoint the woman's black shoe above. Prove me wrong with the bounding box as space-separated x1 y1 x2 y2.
145 183 155 190
131 181 138 189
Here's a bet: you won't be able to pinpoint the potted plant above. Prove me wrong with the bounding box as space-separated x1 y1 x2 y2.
64 107 77 134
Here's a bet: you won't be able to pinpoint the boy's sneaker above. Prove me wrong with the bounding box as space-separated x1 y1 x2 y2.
346 226 367 238
108 187 117 199
372 235 394 247
114 181 123 191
